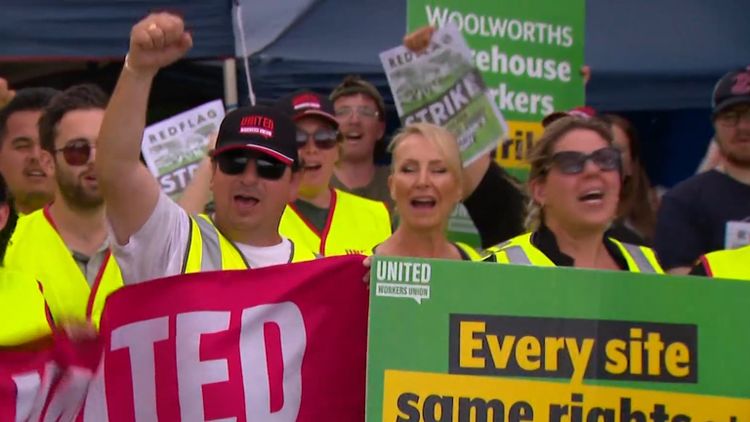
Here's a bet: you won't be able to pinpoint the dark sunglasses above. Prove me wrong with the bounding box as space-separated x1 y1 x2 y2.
214 150 288 180
54 139 94 166
295 129 338 150
548 147 621 175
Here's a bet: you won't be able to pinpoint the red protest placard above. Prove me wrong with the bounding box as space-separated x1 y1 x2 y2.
84 255 369 421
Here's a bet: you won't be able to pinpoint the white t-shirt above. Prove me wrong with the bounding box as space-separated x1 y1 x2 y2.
111 192 292 285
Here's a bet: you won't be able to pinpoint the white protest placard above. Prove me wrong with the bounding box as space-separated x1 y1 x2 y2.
141 100 225 198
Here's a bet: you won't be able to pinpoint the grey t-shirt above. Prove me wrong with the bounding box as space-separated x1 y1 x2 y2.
71 244 109 287
330 165 393 212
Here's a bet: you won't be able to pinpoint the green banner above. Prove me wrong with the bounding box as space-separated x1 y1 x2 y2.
407 0 585 173
367 257 750 421
446 204 480 247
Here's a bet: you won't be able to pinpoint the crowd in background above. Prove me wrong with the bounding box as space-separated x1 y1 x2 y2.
0 12 748 336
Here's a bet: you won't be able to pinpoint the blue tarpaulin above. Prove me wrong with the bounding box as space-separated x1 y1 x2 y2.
0 1 233 60
1 0 747 185
2 0 747 111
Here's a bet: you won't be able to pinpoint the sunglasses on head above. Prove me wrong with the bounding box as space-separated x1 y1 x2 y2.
548 147 621 175
214 150 288 180
295 128 338 150
54 139 94 166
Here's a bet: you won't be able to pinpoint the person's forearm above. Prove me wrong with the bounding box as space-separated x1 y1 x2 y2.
99 67 154 178
97 13 193 244
97 67 161 244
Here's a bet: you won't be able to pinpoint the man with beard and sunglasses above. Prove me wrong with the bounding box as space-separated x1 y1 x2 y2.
4 84 123 328
655 67 750 275
96 13 315 286
0 87 58 216
276 91 392 256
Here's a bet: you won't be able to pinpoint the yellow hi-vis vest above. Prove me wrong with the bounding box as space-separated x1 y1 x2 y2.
484 232 664 273
701 245 750 280
0 269 52 346
279 189 391 256
182 214 317 272
455 242 483 261
4 208 123 328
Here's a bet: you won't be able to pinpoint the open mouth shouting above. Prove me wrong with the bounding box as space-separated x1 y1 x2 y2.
303 162 323 173
344 131 363 142
577 189 605 205
233 193 260 210
410 195 437 210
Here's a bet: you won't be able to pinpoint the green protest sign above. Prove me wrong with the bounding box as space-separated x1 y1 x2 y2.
367 257 750 421
446 204 480 246
407 0 585 174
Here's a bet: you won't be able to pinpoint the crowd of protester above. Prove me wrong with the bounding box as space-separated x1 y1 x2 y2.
0 12 748 416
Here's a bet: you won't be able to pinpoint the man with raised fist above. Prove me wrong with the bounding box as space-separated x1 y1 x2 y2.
97 13 315 285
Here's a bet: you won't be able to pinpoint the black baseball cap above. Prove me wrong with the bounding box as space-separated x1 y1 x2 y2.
276 90 338 128
212 105 298 165
712 66 750 116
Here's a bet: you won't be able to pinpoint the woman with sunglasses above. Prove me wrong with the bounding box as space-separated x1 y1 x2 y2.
373 123 482 260
484 117 663 272
276 91 392 257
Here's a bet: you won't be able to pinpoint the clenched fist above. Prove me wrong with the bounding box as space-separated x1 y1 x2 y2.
126 13 193 77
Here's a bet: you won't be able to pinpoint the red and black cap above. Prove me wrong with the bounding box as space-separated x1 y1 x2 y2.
212 105 298 165
712 66 750 116
275 90 338 128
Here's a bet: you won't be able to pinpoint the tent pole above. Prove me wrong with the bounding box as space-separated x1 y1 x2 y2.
223 58 239 111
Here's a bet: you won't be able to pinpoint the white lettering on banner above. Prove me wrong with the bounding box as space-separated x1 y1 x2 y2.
82 358 108 422
111 316 170 422
25 362 59 422
241 303 306 422
425 6 574 48
106 303 306 421
42 367 92 421
376 261 432 284
176 311 235 422
12 371 40 422
489 83 555 115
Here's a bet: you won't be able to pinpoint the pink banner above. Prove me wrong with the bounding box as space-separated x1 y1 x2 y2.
0 333 100 422
87 255 369 421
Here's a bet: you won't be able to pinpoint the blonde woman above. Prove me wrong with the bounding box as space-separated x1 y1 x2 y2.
374 123 481 260
485 117 663 272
